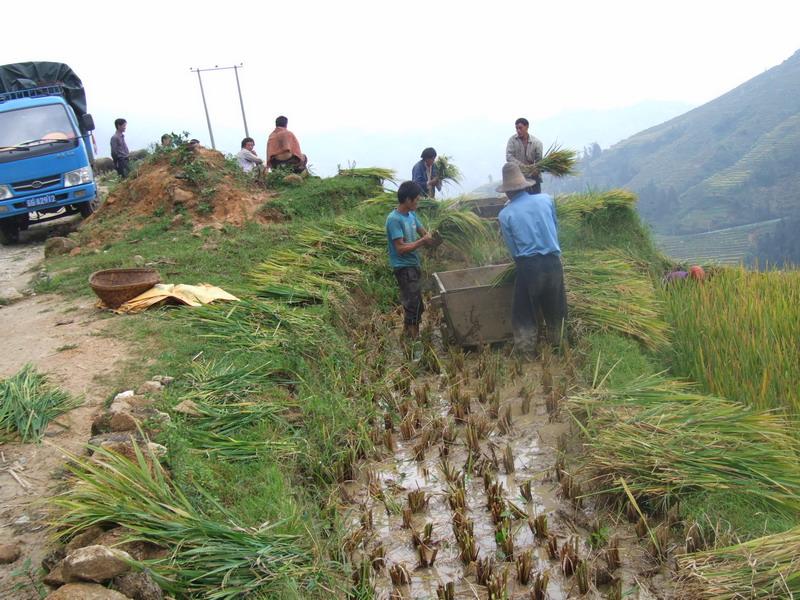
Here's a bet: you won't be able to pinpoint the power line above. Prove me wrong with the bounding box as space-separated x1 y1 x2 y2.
188 63 249 149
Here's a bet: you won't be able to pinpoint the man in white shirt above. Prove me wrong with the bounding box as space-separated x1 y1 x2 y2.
236 137 264 173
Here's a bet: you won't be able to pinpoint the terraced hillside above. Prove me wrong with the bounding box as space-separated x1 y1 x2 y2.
655 219 781 265
554 48 800 236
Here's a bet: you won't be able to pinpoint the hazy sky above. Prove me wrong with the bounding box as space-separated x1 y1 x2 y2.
4 0 799 191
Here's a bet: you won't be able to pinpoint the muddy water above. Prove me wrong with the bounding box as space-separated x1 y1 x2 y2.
341 351 671 599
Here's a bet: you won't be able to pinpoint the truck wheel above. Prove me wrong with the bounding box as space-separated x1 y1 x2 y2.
0 220 20 245
79 197 100 218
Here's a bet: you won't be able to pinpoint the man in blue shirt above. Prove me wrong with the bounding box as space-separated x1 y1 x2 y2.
386 181 434 340
411 147 442 198
497 162 567 354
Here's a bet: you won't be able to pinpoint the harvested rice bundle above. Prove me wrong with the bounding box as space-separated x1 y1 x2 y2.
428 201 493 253
336 166 396 183
677 526 800 599
569 374 800 513
556 189 638 222
434 155 463 186
521 144 578 178
52 444 312 598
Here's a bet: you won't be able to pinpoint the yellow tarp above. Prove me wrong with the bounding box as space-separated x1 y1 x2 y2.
113 284 239 313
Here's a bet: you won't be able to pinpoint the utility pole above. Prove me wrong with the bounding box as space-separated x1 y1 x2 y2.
188 63 249 150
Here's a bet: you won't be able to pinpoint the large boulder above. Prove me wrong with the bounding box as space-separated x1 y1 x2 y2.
61 545 132 583
93 157 115 174
46 582 129 600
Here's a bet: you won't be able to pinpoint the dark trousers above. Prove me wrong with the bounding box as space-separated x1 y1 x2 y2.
512 254 567 352
269 154 308 174
394 266 424 325
113 156 130 178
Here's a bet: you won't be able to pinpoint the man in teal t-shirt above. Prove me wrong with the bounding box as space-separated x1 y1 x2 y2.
386 181 434 340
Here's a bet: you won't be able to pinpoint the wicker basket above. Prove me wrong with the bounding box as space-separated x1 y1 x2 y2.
89 268 161 308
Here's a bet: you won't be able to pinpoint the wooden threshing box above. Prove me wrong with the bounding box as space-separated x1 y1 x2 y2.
432 264 514 347
460 196 507 219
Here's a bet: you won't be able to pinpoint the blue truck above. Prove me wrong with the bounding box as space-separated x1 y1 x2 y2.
0 62 98 244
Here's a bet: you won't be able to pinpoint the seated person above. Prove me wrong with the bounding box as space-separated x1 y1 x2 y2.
266 115 307 173
236 137 264 173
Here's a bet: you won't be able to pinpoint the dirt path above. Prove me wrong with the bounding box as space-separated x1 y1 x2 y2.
0 232 128 598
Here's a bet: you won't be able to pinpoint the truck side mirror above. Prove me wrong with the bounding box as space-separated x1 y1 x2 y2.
81 113 95 132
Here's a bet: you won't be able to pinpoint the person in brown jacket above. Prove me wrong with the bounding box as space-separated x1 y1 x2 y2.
266 115 307 173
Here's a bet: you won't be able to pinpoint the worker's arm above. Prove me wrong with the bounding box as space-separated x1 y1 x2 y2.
506 137 522 166
393 234 432 255
241 149 263 165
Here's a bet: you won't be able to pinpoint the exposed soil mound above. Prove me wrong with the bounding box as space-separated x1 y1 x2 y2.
85 147 277 244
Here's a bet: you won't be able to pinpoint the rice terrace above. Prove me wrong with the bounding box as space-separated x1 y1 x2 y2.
0 133 798 600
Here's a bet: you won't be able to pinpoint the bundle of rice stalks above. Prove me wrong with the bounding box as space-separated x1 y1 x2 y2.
186 298 321 353
434 155 462 185
677 526 800 599
556 189 637 223
51 444 312 599
252 252 356 303
0 364 82 442
177 361 292 435
533 144 578 177
186 430 297 462
336 166 397 183
492 250 669 349
428 201 493 253
568 374 800 513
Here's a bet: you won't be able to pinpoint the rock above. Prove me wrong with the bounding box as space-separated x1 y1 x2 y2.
89 432 139 450
151 376 174 386
65 525 105 553
169 187 195 204
170 214 184 228
109 400 133 414
61 545 132 583
14 515 31 526
44 563 67 586
91 413 112 435
0 542 21 564
283 173 303 185
42 547 67 572
44 237 77 258
45 582 129 600
132 255 146 267
98 440 147 465
147 443 168 458
109 411 139 432
151 410 171 423
114 390 135 402
137 381 163 395
172 399 201 416
111 571 163 600
94 529 166 562
68 247 82 257
0 287 24 303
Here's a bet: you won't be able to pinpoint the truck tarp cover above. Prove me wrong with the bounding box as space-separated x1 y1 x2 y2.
0 62 87 121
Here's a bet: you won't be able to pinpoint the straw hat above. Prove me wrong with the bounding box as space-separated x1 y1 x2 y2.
495 162 536 193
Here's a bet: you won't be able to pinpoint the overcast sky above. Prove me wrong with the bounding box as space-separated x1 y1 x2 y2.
4 0 799 192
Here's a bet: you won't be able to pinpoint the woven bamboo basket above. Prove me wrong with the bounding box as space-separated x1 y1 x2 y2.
89 268 161 308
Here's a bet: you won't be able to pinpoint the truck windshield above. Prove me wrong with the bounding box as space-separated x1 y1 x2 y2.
0 104 77 154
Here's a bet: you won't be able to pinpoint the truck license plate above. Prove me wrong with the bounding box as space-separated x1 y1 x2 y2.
26 194 56 208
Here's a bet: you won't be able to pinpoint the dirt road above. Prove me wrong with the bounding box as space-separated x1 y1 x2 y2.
0 223 128 598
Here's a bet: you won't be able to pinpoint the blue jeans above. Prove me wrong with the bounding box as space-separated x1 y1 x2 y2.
512 254 567 352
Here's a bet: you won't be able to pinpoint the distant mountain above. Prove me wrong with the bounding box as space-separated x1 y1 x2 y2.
552 50 800 235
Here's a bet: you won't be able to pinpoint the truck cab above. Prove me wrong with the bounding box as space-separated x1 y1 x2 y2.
0 65 98 245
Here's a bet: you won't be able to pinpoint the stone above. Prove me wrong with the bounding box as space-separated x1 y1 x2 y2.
109 400 133 414
170 214 184 228
152 410 171 423
68 247 82 257
147 443 168 458
151 376 174 386
132 255 145 267
0 287 24 303
114 390 135 402
45 582 129 600
44 237 77 258
169 187 195 204
61 545 132 583
65 525 105 553
109 411 139 432
137 381 163 395
42 547 67 572
172 399 201 416
44 563 67 586
111 571 163 600
94 529 166 562
91 412 112 435
0 542 21 564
